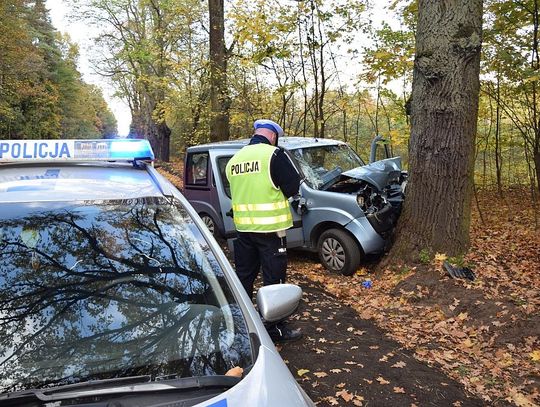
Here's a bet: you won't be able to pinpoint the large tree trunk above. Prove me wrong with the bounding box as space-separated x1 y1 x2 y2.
209 0 230 142
388 0 483 262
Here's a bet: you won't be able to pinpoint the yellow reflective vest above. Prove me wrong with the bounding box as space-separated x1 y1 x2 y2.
226 143 293 233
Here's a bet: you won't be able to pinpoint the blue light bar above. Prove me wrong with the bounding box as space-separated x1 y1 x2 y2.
0 139 155 163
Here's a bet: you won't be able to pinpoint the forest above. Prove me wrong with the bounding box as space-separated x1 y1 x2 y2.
0 0 116 139
1 1 538 198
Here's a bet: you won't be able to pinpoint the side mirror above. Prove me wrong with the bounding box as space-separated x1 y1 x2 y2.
256 284 302 323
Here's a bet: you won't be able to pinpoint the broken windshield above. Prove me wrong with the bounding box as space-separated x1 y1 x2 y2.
289 144 365 190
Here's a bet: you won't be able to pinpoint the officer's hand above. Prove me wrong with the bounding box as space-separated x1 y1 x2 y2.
298 199 308 215
291 196 307 215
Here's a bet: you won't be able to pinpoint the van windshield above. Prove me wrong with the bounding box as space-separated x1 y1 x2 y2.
0 197 251 393
290 144 365 189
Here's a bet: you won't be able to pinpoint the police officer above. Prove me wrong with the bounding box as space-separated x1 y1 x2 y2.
226 119 302 342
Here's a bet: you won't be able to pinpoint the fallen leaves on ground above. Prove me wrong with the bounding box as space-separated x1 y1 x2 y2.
297 369 310 377
292 187 539 405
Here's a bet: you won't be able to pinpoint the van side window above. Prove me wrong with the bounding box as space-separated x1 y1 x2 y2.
217 156 232 198
186 153 209 186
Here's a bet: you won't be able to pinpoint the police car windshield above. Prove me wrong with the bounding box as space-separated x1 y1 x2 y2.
290 144 365 190
0 197 251 393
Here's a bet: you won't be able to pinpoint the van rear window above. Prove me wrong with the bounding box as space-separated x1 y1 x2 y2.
186 153 209 186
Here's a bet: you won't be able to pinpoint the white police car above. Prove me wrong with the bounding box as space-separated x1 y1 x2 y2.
0 139 313 406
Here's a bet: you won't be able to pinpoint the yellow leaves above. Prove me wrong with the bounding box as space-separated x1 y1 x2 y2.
432 252 448 268
434 253 448 263
355 267 368 276
457 312 469 322
297 369 310 377
391 361 407 368
393 386 406 393
530 350 540 362
373 50 392 60
382 129 411 149
461 338 474 348
508 388 538 407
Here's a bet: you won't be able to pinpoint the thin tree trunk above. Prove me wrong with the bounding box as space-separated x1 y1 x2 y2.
209 0 230 142
495 74 503 195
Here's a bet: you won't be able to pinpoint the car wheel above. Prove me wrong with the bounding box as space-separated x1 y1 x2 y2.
317 228 361 276
200 213 217 236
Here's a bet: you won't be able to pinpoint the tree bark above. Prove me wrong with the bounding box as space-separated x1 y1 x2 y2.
388 0 483 261
209 0 230 142
535 149 540 193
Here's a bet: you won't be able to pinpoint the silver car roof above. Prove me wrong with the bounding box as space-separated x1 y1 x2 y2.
186 136 346 153
0 162 163 203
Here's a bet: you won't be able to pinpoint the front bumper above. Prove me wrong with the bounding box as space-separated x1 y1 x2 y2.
366 202 401 237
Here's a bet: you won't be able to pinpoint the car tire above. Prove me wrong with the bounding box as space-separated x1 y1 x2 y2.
200 213 217 237
317 228 361 276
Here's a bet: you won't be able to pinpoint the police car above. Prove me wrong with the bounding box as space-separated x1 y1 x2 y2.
0 139 313 406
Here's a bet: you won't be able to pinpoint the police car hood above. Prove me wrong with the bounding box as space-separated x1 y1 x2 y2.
341 157 402 191
200 345 311 406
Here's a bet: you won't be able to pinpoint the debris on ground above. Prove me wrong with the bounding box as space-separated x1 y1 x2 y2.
443 261 476 281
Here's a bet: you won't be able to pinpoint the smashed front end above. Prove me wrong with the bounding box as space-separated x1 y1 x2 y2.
326 158 407 238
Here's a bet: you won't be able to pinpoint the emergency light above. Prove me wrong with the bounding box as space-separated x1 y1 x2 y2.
0 139 155 163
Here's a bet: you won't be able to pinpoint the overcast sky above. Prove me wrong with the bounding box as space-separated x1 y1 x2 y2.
45 0 396 138
46 0 132 136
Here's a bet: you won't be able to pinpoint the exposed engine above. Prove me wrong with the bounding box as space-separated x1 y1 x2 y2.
326 174 406 237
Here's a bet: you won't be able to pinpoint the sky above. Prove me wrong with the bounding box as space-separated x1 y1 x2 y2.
46 0 132 136
45 0 397 138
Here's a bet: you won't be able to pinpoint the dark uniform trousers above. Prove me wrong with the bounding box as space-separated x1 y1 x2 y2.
233 231 287 300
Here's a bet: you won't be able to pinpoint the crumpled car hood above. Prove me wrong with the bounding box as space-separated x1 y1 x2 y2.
341 157 402 191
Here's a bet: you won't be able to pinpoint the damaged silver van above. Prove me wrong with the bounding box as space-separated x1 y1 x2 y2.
183 137 406 276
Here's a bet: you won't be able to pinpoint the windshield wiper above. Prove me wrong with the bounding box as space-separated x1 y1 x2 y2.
0 375 240 406
0 375 151 405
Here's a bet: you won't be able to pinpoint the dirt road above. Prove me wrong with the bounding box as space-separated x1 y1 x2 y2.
280 259 511 407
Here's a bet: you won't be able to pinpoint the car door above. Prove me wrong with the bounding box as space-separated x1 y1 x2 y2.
210 151 238 238
211 150 304 248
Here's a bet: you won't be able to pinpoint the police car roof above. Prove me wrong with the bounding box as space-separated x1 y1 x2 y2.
0 162 164 203
186 136 345 152
0 140 162 203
